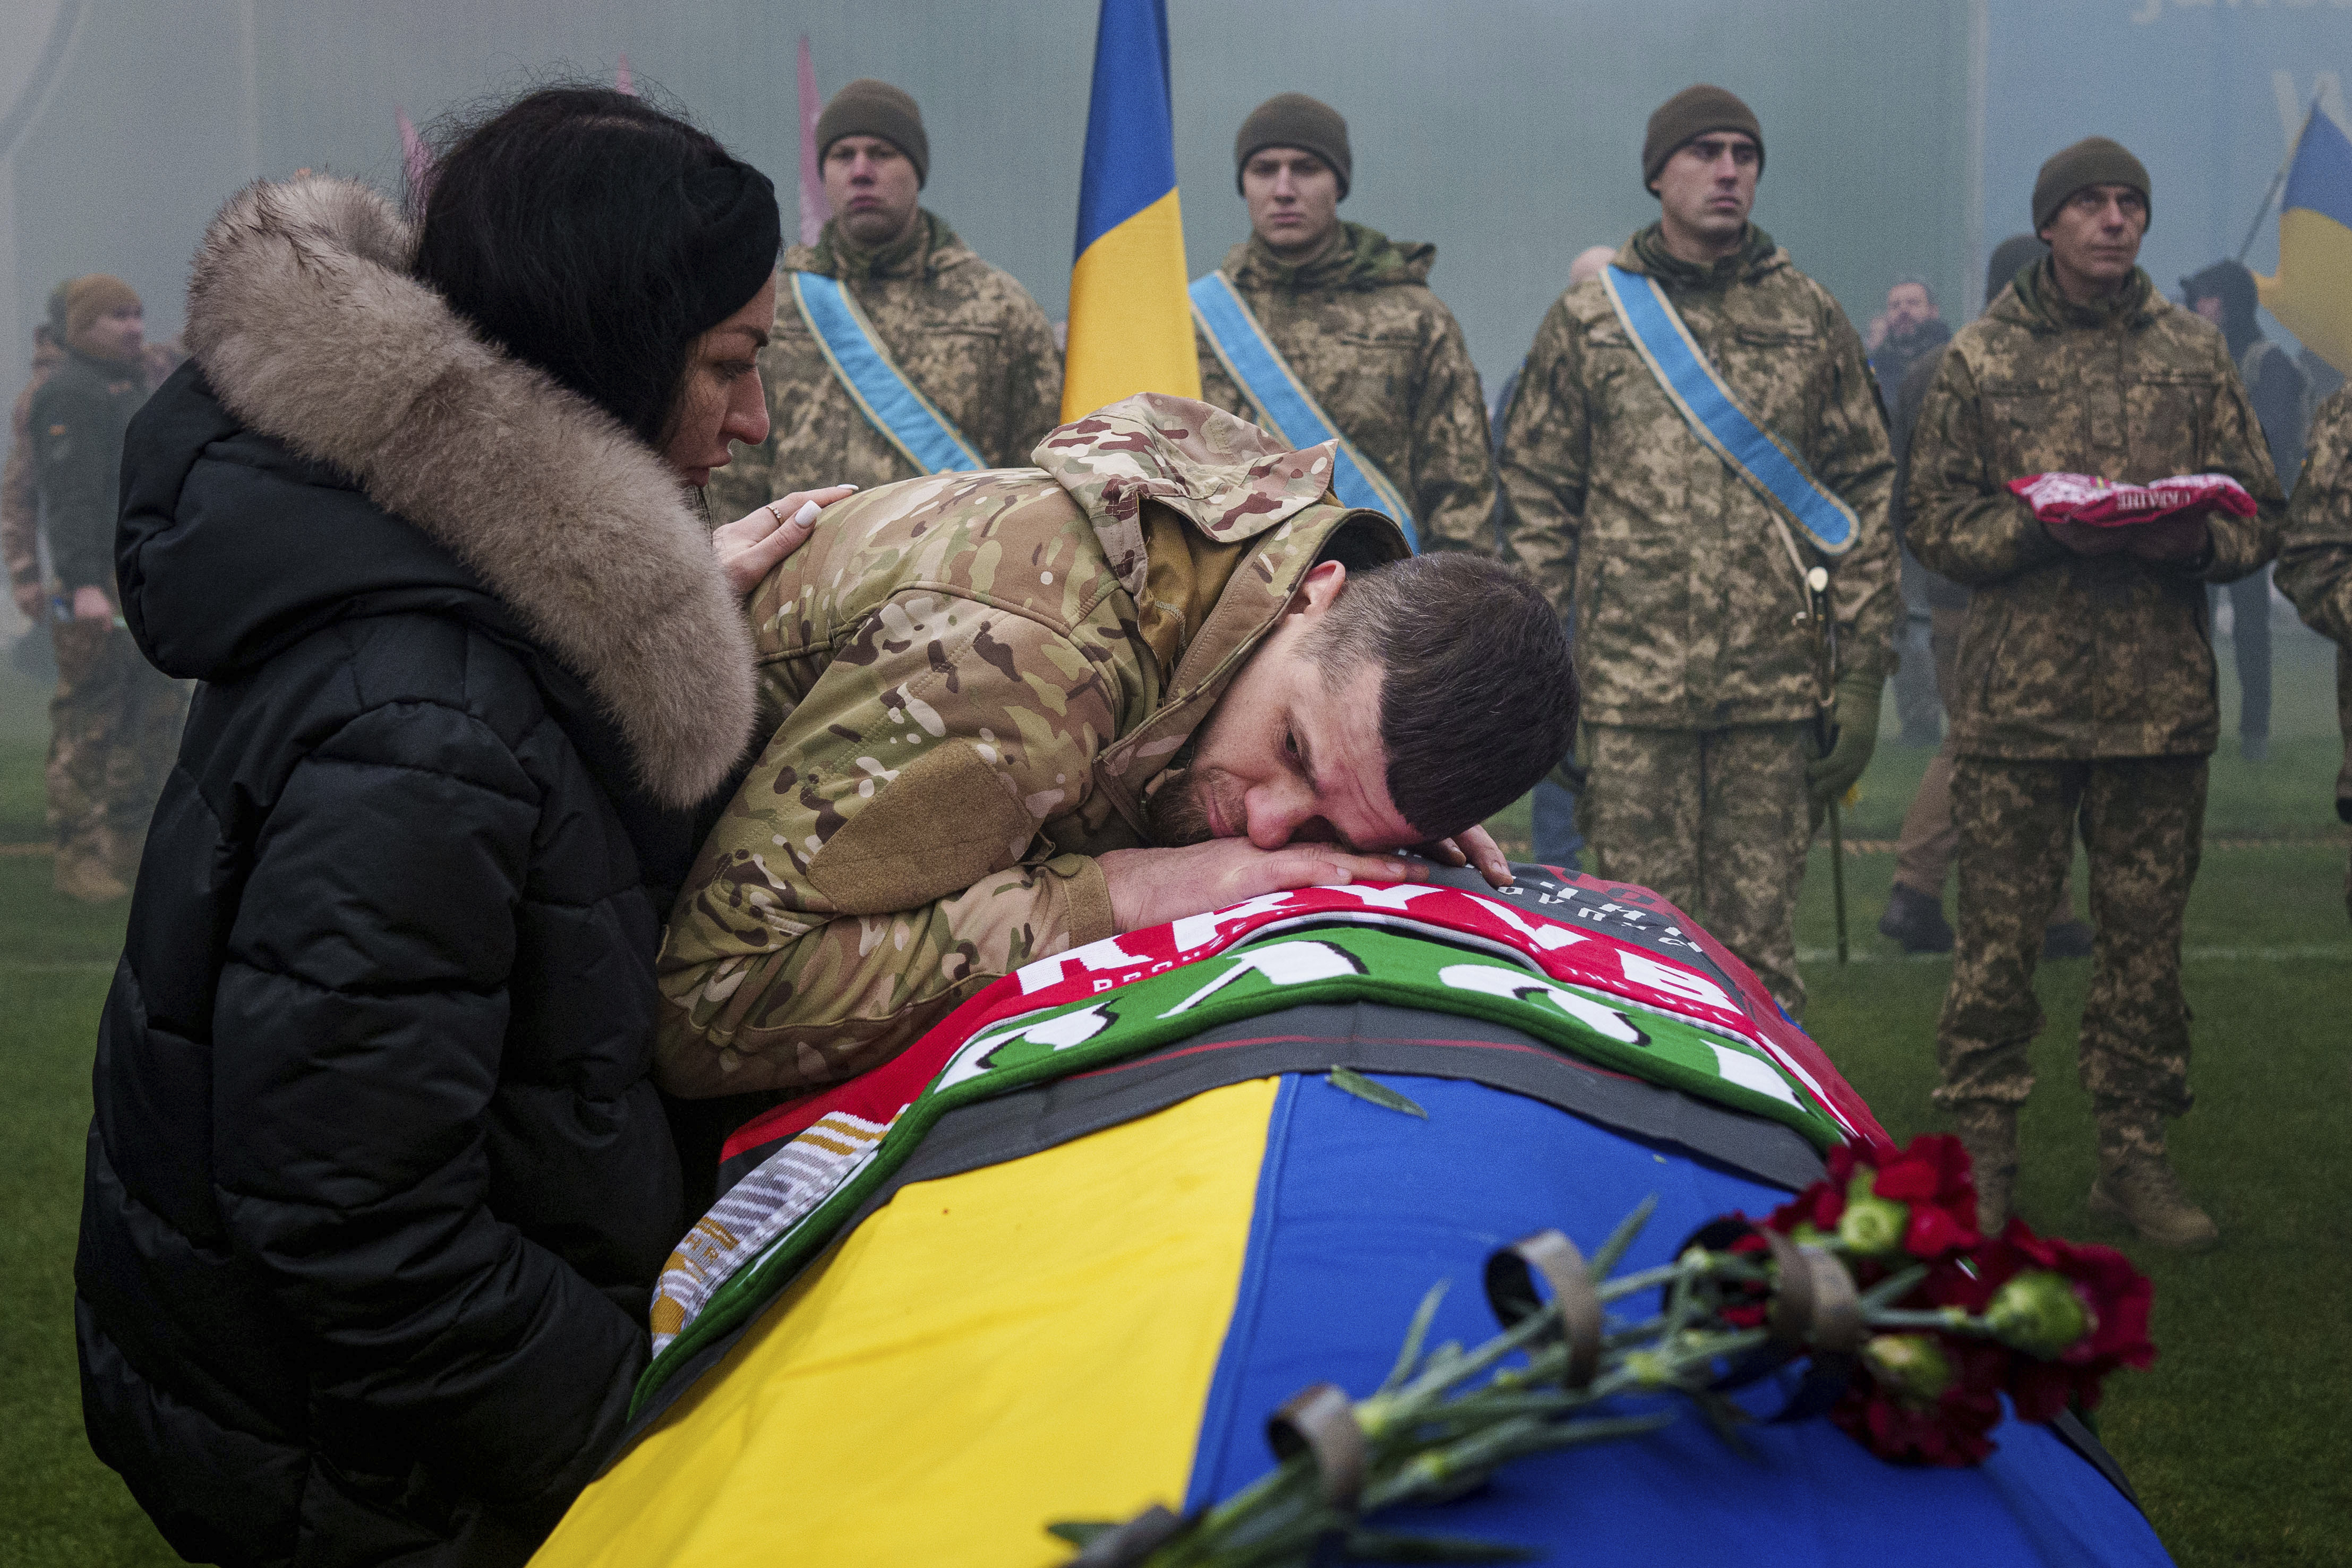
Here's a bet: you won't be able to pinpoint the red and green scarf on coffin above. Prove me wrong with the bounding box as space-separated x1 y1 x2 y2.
639 871 1889 1406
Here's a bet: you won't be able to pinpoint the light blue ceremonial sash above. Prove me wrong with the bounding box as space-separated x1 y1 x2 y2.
789 272 984 474
1188 270 1418 549
1599 265 1857 555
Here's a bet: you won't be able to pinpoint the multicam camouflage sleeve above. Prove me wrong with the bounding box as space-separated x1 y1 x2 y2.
1494 297 1589 612
654 597 1121 1100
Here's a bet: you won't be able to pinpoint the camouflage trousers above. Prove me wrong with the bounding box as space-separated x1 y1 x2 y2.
1578 722 1811 1015
1933 755 2206 1155
48 619 188 885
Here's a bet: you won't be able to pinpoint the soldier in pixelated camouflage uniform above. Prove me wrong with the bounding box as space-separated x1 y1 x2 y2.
710 79 1061 516
658 394 1571 1101
1498 85 1897 1016
1195 93 1495 554
28 276 189 902
1908 138 2282 1249
2276 383 2352 923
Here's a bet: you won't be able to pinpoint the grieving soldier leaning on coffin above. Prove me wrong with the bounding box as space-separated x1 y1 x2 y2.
1906 137 2283 1249
656 395 1576 1098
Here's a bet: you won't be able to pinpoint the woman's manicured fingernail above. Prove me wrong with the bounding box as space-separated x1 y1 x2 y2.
793 501 820 527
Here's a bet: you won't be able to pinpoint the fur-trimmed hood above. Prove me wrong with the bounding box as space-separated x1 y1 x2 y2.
169 175 754 808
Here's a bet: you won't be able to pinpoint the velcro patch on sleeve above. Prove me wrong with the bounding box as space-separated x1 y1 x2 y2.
805 740 1036 915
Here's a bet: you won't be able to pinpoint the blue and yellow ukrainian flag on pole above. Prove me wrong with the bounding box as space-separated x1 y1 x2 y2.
1061 0 1200 420
2257 108 2352 373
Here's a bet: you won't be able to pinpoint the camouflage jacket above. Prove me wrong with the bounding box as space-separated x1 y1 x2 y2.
1194 224 1495 553
2276 383 2352 815
2 355 58 602
1907 263 2283 760
1496 224 1898 728
658 395 1406 1097
708 212 1064 517
29 347 149 596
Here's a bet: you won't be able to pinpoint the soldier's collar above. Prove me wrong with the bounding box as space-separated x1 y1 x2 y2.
1626 221 1778 290
821 208 954 281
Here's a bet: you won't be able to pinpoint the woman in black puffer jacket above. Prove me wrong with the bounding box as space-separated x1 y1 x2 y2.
75 89 844 1566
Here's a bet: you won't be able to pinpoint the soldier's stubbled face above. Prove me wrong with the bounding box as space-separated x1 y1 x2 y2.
824 134 923 250
1649 132 1758 252
2039 184 2147 300
1145 560 1421 855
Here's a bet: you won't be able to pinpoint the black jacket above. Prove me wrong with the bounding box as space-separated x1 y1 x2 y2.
74 176 760 1567
29 345 149 593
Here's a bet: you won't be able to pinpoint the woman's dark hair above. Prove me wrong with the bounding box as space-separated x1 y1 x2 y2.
413 86 781 446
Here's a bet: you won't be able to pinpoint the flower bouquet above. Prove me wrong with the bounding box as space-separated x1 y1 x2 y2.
1050 1135 2153 1567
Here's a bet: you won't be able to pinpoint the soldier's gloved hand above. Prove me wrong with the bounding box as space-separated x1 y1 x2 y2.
1805 670 1884 809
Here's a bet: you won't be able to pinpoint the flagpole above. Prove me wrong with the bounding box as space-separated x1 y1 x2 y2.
2237 102 2316 265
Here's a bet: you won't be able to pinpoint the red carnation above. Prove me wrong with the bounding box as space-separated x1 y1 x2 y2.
1763 1135 1980 1263
1986 1221 2155 1420
1830 1336 2010 1467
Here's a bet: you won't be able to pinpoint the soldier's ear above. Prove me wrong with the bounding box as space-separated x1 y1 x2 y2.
1287 559 1348 619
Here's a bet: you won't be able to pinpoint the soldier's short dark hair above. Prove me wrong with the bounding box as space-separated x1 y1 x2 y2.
1303 553 1576 841
413 86 779 448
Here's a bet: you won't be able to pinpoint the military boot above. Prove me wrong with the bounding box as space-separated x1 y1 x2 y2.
53 847 129 904
2089 1105 2217 1251
1877 882 1954 954
1949 1101 2017 1235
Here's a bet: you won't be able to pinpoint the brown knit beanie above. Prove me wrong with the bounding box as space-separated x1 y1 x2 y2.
2032 136 2150 233
65 275 140 351
816 79 929 188
1642 85 1763 190
1234 93 1352 199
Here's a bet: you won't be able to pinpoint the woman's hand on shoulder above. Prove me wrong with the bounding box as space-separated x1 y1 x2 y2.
713 483 858 595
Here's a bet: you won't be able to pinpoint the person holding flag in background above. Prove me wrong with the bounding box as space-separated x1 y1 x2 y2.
711 76 1062 511
1190 93 1495 553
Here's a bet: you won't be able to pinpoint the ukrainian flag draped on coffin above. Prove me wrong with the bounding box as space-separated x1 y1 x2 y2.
1061 0 1200 419
2256 107 2352 375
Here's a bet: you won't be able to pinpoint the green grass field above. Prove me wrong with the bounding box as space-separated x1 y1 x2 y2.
4 621 2347 1567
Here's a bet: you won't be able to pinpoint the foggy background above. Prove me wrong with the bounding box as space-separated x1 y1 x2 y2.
0 0 2342 609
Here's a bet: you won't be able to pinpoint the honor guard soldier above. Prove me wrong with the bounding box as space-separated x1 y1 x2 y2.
1908 138 2283 1246
711 79 1063 514
1191 93 1496 554
1498 85 1898 1015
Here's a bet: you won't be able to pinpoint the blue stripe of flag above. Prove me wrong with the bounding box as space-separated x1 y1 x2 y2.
2284 108 2352 232
1072 0 1178 259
